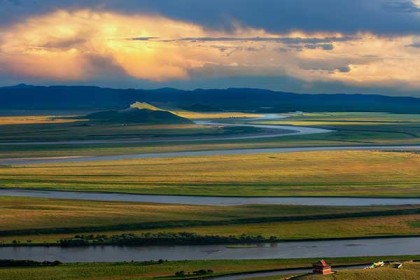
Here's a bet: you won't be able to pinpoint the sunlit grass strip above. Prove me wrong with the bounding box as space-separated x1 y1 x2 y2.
0 116 78 125
0 196 408 232
1 150 419 197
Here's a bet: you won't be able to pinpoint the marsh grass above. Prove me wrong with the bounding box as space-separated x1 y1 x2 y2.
0 196 405 232
0 257 418 280
1 150 419 197
1 112 420 159
0 196 419 244
296 262 420 280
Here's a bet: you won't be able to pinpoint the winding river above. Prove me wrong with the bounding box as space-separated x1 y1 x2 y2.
1 114 419 263
0 114 331 146
0 114 419 206
1 114 419 166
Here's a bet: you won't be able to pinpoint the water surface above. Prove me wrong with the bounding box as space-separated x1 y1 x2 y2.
0 237 418 263
1 189 419 206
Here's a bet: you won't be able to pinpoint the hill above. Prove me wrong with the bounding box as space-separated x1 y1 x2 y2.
1 85 420 113
129 101 162 111
83 103 192 124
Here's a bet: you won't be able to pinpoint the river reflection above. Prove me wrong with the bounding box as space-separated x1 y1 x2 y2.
1 237 419 263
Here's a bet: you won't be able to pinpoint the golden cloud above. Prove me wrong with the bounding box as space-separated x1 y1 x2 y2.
1 9 420 89
0 10 213 81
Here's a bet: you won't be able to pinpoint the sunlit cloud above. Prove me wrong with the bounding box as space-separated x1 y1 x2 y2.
295 34 420 89
1 9 420 90
0 10 212 81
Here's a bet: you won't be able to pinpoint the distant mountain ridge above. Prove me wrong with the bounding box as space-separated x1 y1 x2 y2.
0 85 419 113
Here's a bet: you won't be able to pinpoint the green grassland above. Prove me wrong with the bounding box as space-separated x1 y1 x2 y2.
0 114 262 159
254 112 420 145
0 112 419 279
0 110 260 143
0 257 418 280
1 150 419 197
0 196 419 245
0 118 230 142
0 112 419 160
129 214 420 240
1 196 372 231
295 262 420 280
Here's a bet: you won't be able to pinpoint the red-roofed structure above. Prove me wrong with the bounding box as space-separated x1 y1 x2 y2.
312 259 332 275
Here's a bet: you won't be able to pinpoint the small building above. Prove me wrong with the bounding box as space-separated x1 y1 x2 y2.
312 259 332 275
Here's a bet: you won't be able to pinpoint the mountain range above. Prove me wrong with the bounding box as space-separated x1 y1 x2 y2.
1 85 419 113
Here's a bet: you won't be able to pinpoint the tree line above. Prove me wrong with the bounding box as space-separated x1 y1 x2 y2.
59 232 278 247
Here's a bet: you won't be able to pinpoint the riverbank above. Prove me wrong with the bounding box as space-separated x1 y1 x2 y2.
2 189 420 205
1 237 420 262
294 261 420 280
0 256 418 280
0 196 419 246
2 233 420 248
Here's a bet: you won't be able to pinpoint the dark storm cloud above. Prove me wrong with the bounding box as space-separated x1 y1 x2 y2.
2 0 420 35
3 0 20 5
337 66 351 73
129 36 342 54
382 1 420 13
42 38 88 49
130 36 354 44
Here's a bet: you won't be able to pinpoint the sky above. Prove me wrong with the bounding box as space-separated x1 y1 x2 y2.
1 0 420 96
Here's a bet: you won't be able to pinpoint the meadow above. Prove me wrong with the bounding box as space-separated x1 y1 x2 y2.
255 112 420 145
1 196 373 231
0 196 418 245
0 110 261 142
1 150 419 197
0 111 419 279
0 112 419 160
0 116 228 142
0 257 418 280
296 262 420 280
